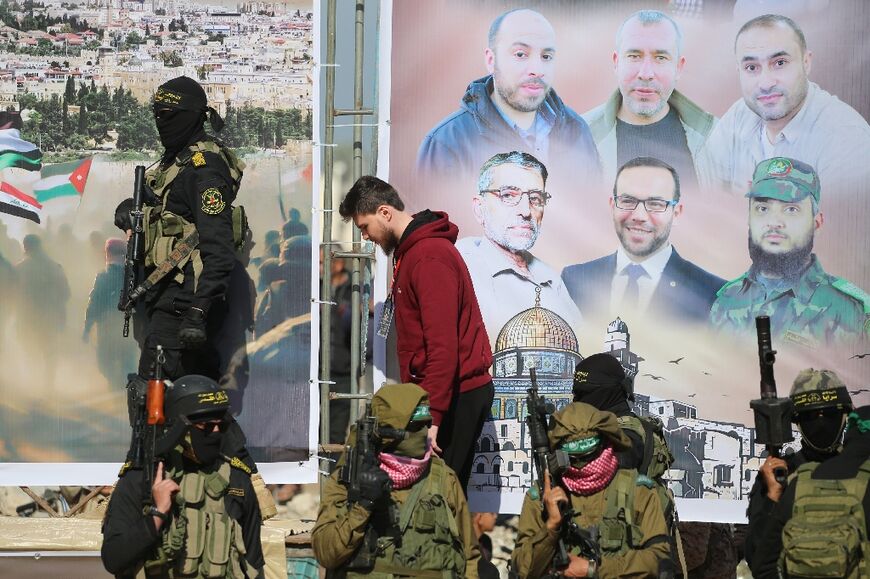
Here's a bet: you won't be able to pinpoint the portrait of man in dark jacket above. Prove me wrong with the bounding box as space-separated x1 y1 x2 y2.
416 8 601 193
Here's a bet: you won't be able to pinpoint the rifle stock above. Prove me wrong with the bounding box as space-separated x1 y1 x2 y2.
119 165 147 337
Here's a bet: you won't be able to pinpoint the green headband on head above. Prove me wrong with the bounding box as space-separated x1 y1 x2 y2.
411 403 431 422
847 412 870 434
560 436 601 455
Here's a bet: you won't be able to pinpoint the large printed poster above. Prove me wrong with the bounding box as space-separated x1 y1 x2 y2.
0 0 319 484
384 0 870 519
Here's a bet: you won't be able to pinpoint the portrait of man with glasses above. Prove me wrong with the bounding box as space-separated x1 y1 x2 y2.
457 151 583 343
561 156 724 329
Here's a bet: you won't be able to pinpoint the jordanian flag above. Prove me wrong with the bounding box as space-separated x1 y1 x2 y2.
33 157 92 203
0 128 42 172
0 181 42 223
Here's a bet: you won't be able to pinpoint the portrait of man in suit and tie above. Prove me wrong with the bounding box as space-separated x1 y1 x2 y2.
561 156 725 329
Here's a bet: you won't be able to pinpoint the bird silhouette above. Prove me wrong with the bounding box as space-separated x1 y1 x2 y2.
849 388 870 395
668 357 685 365
642 373 666 381
702 371 712 376
687 393 697 398
850 353 870 359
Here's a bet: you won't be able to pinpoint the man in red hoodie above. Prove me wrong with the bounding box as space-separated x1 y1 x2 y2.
339 176 494 493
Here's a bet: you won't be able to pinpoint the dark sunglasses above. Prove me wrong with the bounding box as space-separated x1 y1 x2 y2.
191 419 229 433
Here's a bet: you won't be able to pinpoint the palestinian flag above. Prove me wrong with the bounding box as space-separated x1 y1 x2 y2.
0 181 41 223
33 157 92 203
0 128 42 172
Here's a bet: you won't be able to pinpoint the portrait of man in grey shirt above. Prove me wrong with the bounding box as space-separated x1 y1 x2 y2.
703 13 870 194
457 151 582 344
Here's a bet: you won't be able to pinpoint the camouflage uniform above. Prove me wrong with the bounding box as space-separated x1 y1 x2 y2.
513 403 670 579
312 383 481 578
710 157 869 348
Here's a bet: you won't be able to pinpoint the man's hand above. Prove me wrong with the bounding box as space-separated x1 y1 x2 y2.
151 462 179 530
178 306 207 348
760 455 788 502
542 470 567 532
357 467 391 510
427 424 443 455
563 554 591 578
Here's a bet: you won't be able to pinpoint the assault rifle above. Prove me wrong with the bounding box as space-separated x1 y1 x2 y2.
339 400 408 571
526 368 601 576
749 316 793 485
128 347 167 495
118 165 146 337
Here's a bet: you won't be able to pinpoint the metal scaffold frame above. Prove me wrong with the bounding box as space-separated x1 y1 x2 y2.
317 0 379 478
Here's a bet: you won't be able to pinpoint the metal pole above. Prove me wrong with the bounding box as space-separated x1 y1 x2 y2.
348 0 365 423
319 0 337 472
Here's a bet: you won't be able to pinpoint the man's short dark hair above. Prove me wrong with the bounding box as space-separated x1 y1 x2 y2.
478 151 548 192
613 157 681 202
735 14 807 55
488 8 545 48
338 176 405 221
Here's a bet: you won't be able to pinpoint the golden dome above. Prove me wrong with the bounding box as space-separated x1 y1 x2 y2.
495 302 579 354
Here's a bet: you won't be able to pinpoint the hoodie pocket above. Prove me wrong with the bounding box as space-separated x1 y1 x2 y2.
398 349 423 381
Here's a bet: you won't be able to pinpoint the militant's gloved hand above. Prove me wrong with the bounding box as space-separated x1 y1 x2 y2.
178 306 208 348
114 198 134 231
356 467 391 511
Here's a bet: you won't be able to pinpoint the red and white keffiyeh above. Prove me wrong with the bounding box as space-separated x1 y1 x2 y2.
560 446 618 496
378 448 433 489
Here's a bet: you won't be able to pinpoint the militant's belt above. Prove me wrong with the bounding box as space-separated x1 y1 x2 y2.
126 229 200 305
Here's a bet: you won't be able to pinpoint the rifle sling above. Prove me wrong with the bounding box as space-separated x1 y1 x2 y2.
129 229 200 302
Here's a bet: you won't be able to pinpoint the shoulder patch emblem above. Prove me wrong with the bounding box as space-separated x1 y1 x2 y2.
201 188 226 215
636 474 655 489
228 455 252 475
191 151 206 167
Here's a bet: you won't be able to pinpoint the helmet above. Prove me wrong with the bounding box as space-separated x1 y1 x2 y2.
789 368 853 418
155 375 230 455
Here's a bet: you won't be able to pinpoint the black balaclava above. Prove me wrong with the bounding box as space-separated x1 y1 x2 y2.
797 411 848 454
183 425 224 466
153 76 224 160
573 353 631 415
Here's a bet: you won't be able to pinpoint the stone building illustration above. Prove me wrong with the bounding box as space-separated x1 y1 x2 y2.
470 292 581 491
469 296 790 501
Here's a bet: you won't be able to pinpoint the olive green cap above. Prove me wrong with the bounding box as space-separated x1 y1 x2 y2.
789 368 853 414
746 157 820 205
548 402 630 451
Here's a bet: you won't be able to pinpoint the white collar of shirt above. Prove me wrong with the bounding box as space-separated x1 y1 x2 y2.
475 237 553 286
612 244 673 309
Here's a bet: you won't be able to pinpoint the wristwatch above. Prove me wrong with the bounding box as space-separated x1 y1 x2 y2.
148 506 170 522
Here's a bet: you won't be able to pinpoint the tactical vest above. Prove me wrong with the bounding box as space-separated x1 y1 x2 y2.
343 458 467 579
618 415 676 521
779 459 870 579
143 461 247 578
583 469 646 558
142 140 247 291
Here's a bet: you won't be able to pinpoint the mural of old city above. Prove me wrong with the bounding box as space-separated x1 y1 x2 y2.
469 297 784 502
